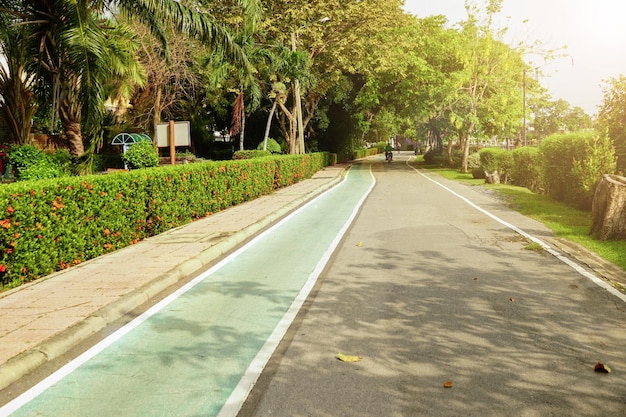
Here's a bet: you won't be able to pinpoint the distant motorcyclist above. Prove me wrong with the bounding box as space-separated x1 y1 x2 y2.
385 144 393 162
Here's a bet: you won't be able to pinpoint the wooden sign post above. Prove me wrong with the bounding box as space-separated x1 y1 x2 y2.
169 120 175 165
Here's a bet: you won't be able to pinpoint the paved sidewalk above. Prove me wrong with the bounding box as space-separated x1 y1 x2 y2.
0 164 348 392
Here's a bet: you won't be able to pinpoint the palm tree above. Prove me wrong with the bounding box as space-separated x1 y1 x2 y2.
0 0 258 157
0 22 37 145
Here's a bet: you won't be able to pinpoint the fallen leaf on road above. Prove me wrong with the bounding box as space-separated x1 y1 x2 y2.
356 241 362 247
337 352 363 362
510 297 515 302
594 362 611 373
443 381 453 388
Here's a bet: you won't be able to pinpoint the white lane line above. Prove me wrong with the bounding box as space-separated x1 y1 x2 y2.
406 158 626 304
217 164 377 417
0 168 358 417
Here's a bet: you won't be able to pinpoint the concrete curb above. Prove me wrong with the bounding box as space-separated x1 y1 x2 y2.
0 169 347 392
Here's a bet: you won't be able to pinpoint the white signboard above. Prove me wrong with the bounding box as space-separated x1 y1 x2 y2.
156 121 191 147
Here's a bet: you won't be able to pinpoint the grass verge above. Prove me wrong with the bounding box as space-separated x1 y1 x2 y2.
416 161 626 272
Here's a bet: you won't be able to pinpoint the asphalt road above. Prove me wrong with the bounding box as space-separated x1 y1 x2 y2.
3 154 625 417
238 154 626 417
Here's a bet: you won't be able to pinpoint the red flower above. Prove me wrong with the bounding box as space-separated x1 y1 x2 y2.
0 265 6 273
7 206 14 214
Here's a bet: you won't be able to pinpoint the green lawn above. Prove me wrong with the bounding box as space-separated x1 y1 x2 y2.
414 160 626 272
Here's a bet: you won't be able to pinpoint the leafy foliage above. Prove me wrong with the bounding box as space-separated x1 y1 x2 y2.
233 150 272 159
571 135 616 208
478 147 513 183
539 132 616 209
257 138 282 153
597 75 626 173
510 147 542 192
122 142 159 169
8 145 71 181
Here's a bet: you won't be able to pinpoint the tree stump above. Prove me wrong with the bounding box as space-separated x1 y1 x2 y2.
590 174 626 240
484 170 500 184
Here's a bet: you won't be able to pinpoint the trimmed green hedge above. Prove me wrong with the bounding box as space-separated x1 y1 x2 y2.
510 147 542 192
539 132 616 209
0 153 331 288
233 150 272 159
475 132 616 210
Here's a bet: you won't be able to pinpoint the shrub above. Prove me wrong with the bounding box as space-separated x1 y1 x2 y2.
539 132 614 208
9 144 45 180
468 152 486 179
571 134 616 209
8 145 71 181
273 154 325 187
510 147 542 192
467 152 481 170
257 138 282 154
423 149 446 166
233 150 272 159
47 149 73 171
478 147 512 183
18 162 69 181
0 153 332 288
375 142 388 153
122 141 159 169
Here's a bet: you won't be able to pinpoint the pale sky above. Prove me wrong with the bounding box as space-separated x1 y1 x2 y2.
402 0 626 116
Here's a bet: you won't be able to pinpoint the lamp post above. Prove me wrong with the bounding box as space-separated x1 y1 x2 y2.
291 17 330 154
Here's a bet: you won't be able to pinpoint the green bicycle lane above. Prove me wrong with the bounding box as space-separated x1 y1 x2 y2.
1 162 376 417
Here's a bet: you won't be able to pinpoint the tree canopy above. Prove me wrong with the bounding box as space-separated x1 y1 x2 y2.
0 0 607 167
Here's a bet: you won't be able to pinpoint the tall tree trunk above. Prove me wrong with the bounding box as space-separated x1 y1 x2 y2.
152 86 163 140
446 136 455 166
239 108 246 151
59 92 84 156
277 98 297 154
230 91 245 150
263 99 278 151
461 124 474 173
0 76 36 145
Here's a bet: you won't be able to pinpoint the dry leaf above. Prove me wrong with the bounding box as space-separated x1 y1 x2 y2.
443 381 453 388
337 352 363 362
356 241 362 247
594 362 611 373
510 297 515 302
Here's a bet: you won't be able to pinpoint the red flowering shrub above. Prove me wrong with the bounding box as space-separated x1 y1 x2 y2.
0 153 332 288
